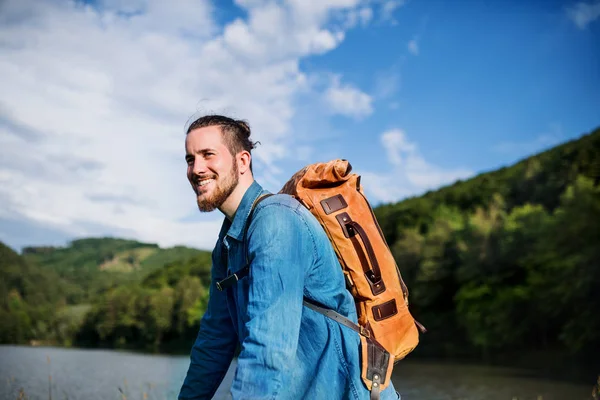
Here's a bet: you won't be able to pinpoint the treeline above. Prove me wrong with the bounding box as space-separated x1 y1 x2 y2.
0 238 209 350
375 127 600 361
22 238 201 303
388 177 598 360
75 252 212 351
0 127 598 363
0 242 72 344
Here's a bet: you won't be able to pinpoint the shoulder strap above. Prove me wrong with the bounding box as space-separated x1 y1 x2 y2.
303 298 388 400
302 298 371 338
243 193 274 265
216 193 273 291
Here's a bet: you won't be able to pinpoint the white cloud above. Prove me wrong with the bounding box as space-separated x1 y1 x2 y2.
359 129 473 203
358 7 374 25
374 68 400 99
0 0 373 250
566 1 600 29
345 6 373 28
380 0 405 23
382 129 417 162
408 38 419 55
323 76 373 118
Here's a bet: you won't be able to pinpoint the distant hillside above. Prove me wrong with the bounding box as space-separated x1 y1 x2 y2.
373 127 600 362
375 127 600 244
1 238 211 347
0 242 73 343
75 250 213 351
22 237 207 302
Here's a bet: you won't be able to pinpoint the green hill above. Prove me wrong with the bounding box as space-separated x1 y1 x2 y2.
75 250 213 351
1 238 211 347
22 237 206 302
375 127 599 245
0 242 73 343
373 127 599 363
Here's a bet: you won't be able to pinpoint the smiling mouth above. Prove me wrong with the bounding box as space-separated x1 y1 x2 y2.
195 178 215 192
198 178 214 187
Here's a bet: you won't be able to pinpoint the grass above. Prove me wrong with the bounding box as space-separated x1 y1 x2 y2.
99 248 158 272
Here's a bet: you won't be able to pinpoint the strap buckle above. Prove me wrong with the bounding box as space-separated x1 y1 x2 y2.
216 273 239 291
360 325 371 338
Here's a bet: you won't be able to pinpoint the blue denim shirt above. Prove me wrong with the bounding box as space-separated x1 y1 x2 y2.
179 181 398 399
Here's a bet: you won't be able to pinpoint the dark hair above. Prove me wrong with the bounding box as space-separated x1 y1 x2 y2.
186 115 259 172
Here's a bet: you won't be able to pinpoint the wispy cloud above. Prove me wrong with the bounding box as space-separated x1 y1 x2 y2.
566 1 600 29
380 0 405 24
374 68 401 99
359 129 473 203
493 125 564 156
408 38 419 55
345 6 373 28
0 0 374 250
323 75 373 119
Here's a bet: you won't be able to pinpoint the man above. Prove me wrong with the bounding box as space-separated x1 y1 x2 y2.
178 115 399 399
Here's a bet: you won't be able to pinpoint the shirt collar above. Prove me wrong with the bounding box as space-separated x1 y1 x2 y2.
223 180 265 241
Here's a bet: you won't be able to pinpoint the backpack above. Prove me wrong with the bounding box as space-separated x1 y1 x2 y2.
279 159 425 397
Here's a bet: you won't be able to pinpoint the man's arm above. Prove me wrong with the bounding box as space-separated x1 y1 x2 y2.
179 267 238 400
230 204 313 399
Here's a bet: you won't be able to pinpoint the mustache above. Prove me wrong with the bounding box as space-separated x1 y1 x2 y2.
192 174 217 185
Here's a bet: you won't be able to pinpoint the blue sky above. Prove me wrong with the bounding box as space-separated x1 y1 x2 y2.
0 0 598 251
297 0 599 172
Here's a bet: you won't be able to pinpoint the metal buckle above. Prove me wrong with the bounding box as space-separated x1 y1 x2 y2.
360 325 371 338
216 273 239 291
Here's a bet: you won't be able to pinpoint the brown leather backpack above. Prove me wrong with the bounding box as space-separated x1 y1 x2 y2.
280 159 425 397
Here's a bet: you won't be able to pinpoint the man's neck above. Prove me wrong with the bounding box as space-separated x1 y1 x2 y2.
219 177 255 221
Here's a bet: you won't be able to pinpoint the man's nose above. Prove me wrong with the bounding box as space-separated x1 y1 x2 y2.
192 158 208 175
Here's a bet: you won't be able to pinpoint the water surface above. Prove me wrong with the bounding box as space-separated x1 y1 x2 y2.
0 346 592 399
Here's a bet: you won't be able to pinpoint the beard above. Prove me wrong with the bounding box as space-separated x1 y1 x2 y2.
195 162 239 212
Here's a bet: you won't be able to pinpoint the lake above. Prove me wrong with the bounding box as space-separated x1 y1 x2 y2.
0 345 594 400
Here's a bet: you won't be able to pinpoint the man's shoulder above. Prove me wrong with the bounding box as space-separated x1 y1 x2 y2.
251 193 313 227
256 193 301 211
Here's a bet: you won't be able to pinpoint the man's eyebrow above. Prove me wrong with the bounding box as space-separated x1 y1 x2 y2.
185 149 216 160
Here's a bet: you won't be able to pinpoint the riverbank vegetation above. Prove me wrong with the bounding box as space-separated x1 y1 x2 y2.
1 127 598 371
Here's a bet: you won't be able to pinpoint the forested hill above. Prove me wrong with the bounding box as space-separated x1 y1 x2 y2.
0 242 76 343
1 238 211 347
375 127 599 245
373 126 599 362
21 237 206 301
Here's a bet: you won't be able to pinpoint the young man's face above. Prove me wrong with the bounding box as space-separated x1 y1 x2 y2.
185 125 239 212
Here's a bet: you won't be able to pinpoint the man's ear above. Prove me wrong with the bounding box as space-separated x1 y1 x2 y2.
238 151 251 175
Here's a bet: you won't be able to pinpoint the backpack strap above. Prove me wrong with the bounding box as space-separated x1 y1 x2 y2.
302 298 371 338
216 193 273 291
303 298 389 400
